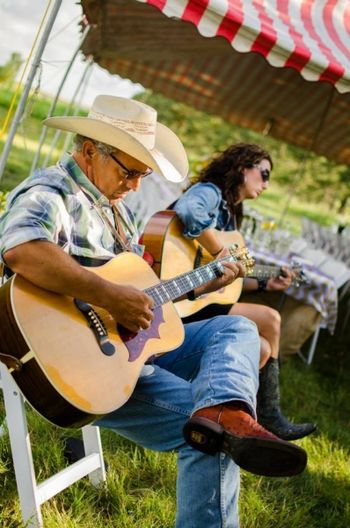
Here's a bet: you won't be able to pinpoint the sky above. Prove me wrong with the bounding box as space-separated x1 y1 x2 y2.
0 0 144 108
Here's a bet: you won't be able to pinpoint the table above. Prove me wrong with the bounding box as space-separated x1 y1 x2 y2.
249 245 338 334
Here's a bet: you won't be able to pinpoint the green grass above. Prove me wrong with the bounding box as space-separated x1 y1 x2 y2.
0 85 86 192
245 185 348 234
1 345 350 527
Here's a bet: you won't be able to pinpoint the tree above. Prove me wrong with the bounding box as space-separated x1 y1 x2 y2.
0 52 23 87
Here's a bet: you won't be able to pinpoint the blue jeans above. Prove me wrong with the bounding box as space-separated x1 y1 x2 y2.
96 315 260 528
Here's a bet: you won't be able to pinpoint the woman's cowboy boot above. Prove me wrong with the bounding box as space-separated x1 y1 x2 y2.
257 357 316 441
183 402 307 477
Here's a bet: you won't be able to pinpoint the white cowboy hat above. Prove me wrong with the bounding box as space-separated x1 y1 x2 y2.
43 95 188 182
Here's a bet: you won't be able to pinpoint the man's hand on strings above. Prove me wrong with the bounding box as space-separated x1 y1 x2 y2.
105 284 154 333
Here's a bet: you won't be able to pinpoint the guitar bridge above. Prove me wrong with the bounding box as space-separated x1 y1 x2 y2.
74 299 116 356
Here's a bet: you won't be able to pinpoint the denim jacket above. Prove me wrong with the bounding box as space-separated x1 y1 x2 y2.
174 182 234 238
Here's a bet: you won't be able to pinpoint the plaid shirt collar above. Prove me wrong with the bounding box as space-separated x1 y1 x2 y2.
60 153 110 206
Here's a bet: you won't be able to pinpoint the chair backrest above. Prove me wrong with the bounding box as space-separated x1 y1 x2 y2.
301 247 329 267
0 362 106 528
318 258 350 289
289 237 308 255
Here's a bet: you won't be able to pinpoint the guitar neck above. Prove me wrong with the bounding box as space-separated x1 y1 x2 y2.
144 255 234 306
247 264 281 281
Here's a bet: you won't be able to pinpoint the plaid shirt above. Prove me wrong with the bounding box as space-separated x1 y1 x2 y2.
0 154 143 267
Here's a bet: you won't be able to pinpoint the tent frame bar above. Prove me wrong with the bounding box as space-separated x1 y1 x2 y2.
30 23 91 175
0 0 63 182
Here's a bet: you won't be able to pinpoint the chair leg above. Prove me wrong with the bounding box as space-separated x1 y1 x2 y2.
0 363 107 528
0 363 43 528
82 425 106 485
298 323 321 365
306 324 321 365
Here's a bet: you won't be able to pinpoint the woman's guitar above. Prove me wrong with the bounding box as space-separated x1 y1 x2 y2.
0 245 249 429
141 210 306 318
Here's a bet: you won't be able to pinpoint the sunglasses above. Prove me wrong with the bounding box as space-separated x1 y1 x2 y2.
110 154 153 180
253 164 270 182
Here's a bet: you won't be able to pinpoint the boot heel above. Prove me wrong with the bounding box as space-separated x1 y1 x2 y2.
183 416 224 455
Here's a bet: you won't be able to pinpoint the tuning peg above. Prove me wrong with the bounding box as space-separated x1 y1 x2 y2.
228 243 239 257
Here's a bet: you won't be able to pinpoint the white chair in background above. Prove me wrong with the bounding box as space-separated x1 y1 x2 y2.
318 258 350 289
288 237 308 255
296 256 349 364
0 362 106 528
301 247 329 267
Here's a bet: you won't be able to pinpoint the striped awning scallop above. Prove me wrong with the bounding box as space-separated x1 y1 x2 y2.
80 0 350 164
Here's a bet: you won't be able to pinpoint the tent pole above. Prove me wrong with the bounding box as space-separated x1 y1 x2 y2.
30 23 91 175
60 62 94 155
42 57 94 167
0 0 63 183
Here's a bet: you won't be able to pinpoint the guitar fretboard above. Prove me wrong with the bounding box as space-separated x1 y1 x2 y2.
247 264 281 280
144 255 236 307
246 264 304 285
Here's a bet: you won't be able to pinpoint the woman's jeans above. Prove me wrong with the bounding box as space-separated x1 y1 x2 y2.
96 315 260 528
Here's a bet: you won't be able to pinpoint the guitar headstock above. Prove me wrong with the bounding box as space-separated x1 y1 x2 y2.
290 261 308 286
228 244 255 275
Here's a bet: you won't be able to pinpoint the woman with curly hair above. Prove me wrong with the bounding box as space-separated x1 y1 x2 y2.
174 142 316 441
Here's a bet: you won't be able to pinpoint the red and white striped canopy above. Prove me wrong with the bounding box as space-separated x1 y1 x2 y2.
142 0 350 93
81 0 350 164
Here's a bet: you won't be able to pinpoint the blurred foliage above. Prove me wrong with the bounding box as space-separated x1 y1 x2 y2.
0 83 85 191
0 85 349 222
0 191 7 214
136 90 350 217
0 52 22 87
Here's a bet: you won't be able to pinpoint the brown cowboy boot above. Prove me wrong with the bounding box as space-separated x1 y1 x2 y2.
183 402 307 477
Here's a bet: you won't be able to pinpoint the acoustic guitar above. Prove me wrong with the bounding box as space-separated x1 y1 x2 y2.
141 210 305 318
0 246 248 428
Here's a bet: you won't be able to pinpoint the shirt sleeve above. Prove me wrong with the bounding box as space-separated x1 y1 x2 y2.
0 186 71 261
174 183 222 238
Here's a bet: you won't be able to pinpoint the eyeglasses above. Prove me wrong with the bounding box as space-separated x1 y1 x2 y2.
110 154 153 180
253 164 270 182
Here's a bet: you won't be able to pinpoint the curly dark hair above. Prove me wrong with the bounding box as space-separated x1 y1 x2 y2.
194 143 273 226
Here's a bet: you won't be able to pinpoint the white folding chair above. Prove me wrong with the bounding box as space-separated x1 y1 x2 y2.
301 247 329 267
0 362 106 528
288 237 308 255
318 258 350 289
